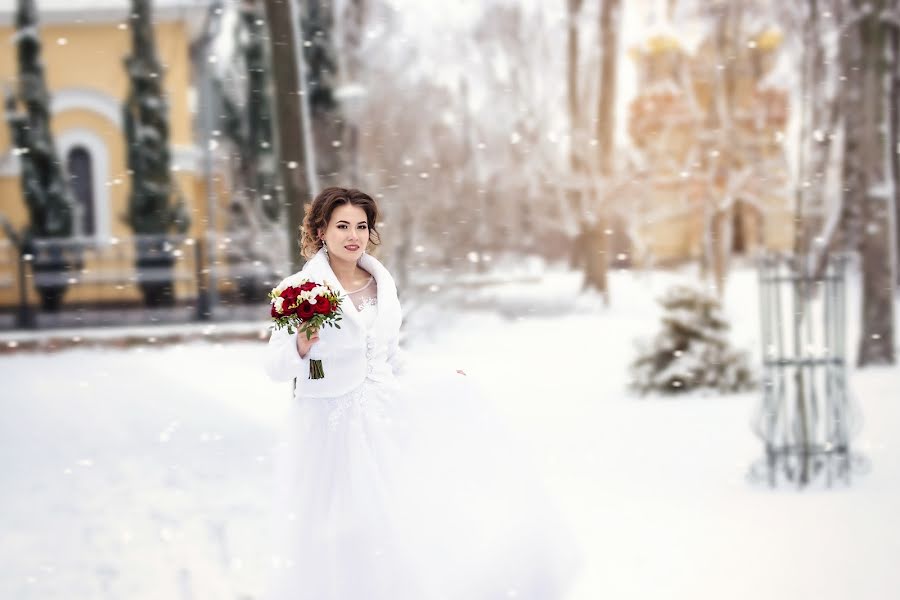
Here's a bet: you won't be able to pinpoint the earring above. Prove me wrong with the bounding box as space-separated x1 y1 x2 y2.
322 239 328 254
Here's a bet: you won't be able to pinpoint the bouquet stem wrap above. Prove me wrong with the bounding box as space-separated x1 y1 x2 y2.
309 359 325 379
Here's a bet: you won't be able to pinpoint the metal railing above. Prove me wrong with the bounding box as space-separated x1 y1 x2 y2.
749 252 866 488
0 230 289 330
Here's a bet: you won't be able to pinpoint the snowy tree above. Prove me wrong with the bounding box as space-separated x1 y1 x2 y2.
332 0 368 184
586 0 621 299
215 0 287 301
270 0 576 286
689 1 787 293
775 0 897 366
301 0 346 187
262 0 314 271
335 1 516 283
774 0 846 258
455 2 571 266
260 0 351 269
123 0 191 307
4 0 81 311
700 2 758 290
566 0 624 302
625 1 790 294
630 283 755 395
891 12 900 288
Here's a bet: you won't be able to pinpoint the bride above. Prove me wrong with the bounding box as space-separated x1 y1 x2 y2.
262 187 581 600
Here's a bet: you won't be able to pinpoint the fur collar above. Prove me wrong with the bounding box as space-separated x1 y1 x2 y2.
300 247 400 335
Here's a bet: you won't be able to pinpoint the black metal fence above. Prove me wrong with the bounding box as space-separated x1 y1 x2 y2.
749 252 866 488
0 232 286 330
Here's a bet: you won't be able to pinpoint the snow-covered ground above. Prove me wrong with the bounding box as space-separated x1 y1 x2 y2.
1 265 898 600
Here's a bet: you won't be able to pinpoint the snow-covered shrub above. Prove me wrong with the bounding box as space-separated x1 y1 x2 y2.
630 284 755 396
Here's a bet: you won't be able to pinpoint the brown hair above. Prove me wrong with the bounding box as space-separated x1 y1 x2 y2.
299 187 381 259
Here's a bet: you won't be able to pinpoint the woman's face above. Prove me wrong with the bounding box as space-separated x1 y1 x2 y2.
320 203 370 263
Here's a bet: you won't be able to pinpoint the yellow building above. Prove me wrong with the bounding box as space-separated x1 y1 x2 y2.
626 27 793 267
0 0 222 310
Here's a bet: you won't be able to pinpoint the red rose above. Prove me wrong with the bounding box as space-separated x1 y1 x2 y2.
300 281 316 292
314 297 331 314
281 301 298 316
280 286 300 301
297 301 315 320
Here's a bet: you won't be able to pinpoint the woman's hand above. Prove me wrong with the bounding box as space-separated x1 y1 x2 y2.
296 326 320 359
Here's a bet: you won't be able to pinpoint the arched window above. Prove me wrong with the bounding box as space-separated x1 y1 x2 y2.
67 146 94 236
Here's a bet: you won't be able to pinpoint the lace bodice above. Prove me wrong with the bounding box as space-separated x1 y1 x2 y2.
347 275 377 328
323 274 383 429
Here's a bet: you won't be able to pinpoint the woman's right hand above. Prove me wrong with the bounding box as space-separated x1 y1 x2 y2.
296 326 320 359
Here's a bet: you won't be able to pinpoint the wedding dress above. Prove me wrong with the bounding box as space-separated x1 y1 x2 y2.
262 273 581 600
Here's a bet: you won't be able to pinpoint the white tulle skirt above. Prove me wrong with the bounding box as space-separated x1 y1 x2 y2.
262 366 582 600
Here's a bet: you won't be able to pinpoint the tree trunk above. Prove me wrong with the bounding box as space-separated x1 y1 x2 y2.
804 0 847 276
792 0 814 256
582 215 608 297
843 0 896 366
301 0 345 187
580 0 621 302
702 2 741 295
566 0 594 293
336 0 366 186
566 0 618 301
711 205 732 295
263 0 313 271
890 22 900 288
596 0 620 177
566 0 583 178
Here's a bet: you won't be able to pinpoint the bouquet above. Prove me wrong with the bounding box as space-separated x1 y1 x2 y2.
269 277 344 379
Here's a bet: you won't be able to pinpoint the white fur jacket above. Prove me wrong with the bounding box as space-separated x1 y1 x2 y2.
263 247 405 398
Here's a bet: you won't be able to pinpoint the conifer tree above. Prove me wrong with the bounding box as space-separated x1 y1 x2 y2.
123 0 190 306
5 0 81 311
631 284 755 395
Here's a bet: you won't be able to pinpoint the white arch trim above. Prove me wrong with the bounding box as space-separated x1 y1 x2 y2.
57 128 112 243
0 88 120 177
52 87 123 130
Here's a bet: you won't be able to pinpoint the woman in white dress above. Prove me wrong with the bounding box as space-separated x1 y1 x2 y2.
262 187 581 600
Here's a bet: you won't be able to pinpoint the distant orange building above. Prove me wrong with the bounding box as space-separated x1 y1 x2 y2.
626 26 793 266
